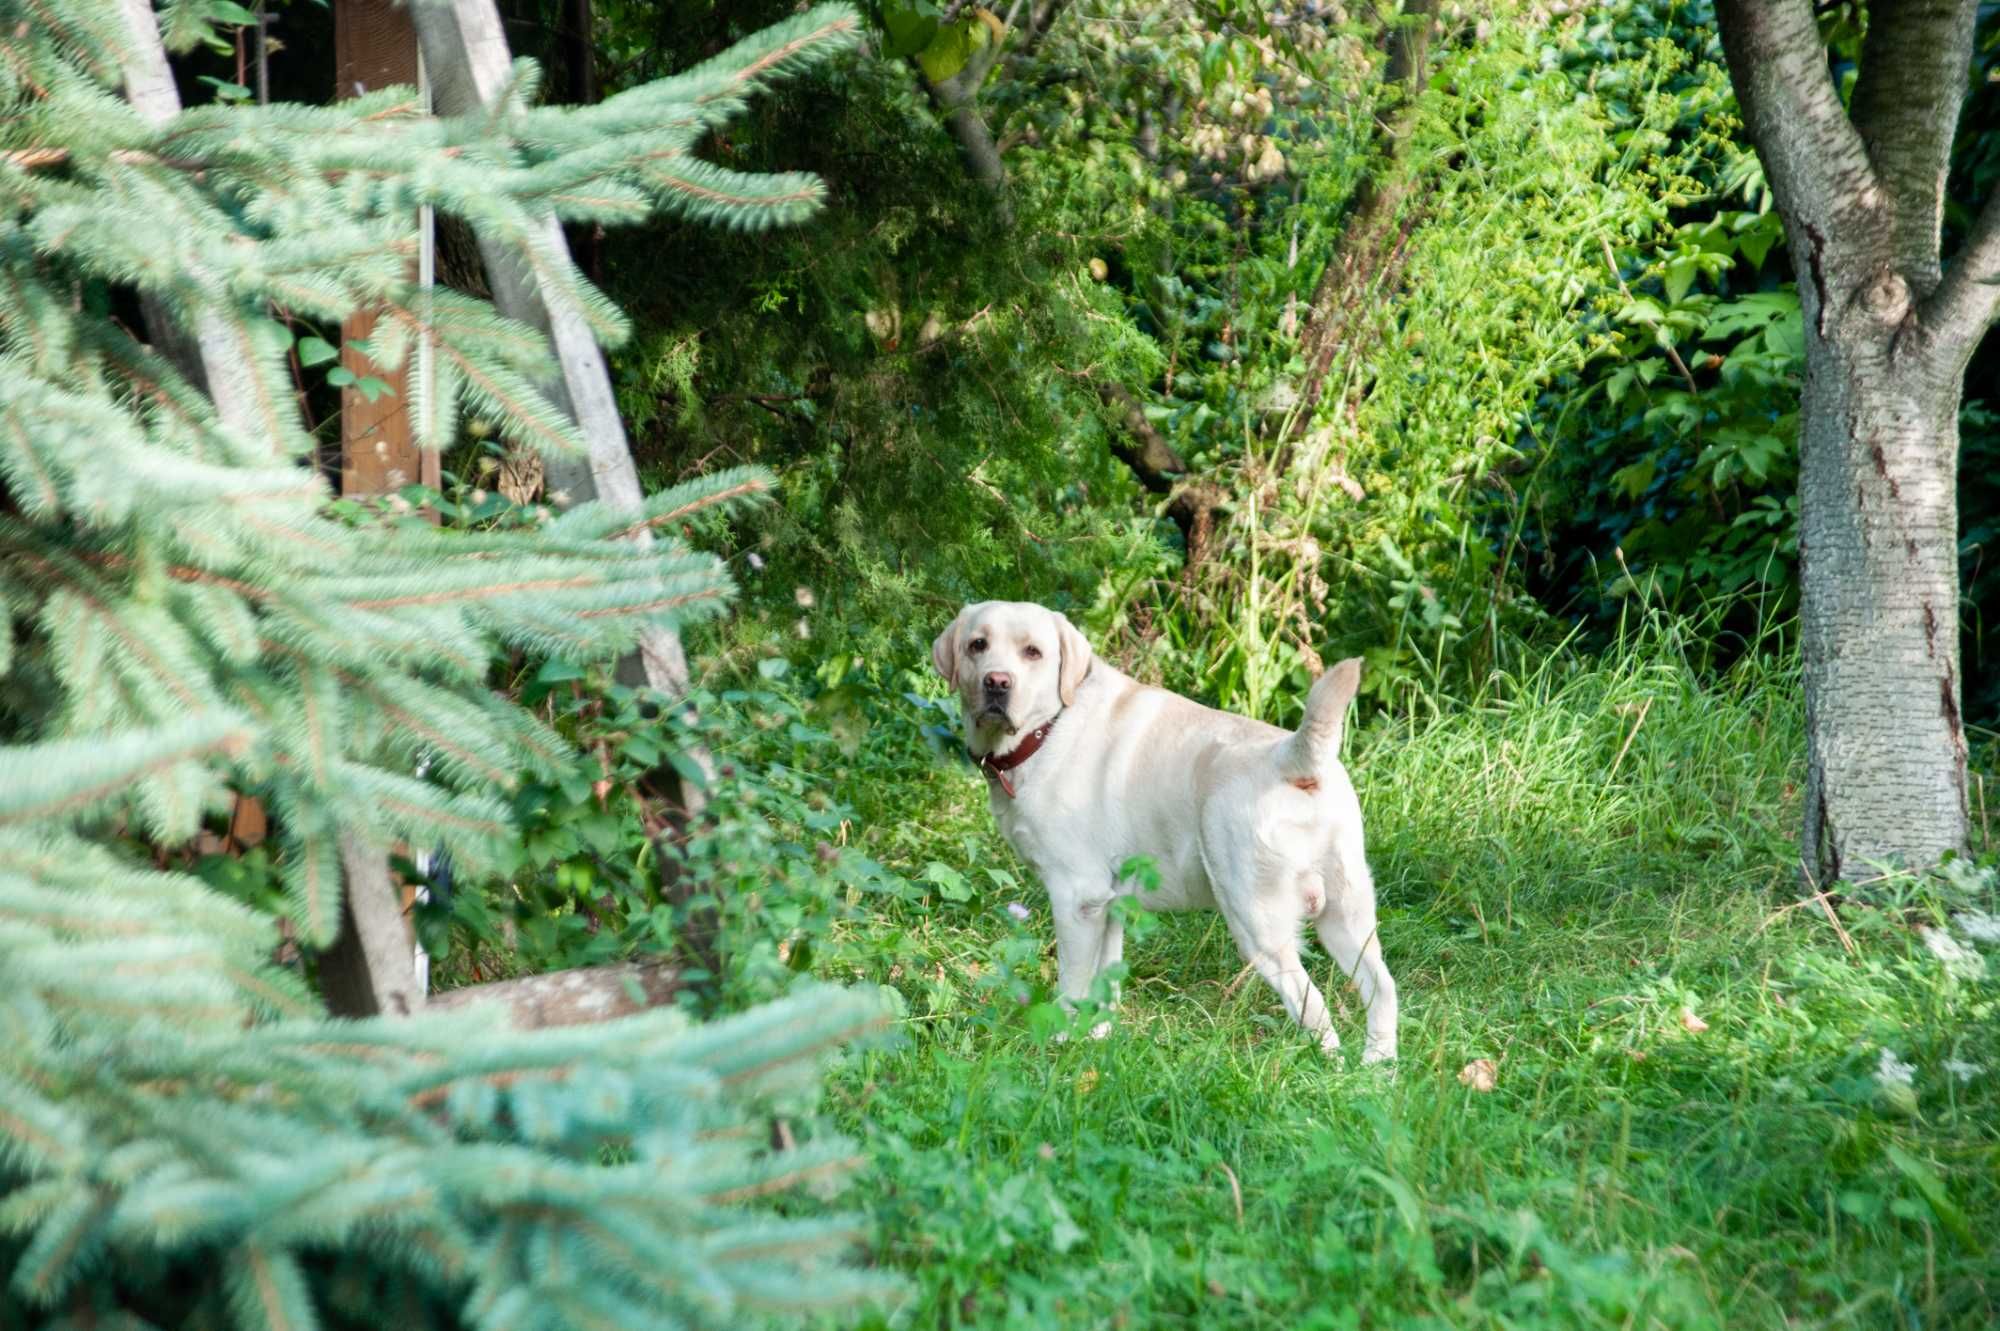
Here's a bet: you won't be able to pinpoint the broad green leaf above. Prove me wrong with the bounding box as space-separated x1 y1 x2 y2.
1663 256 1698 305
880 0 941 57
914 17 987 85
1885 1144 1976 1247
297 335 339 367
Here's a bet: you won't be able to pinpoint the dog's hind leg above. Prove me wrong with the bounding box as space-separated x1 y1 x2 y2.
1312 848 1397 1063
1217 896 1339 1054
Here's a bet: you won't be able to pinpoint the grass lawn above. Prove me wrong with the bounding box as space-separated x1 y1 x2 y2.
807 639 1999 1329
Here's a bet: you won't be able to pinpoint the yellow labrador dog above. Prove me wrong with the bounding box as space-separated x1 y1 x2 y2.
933 600 1397 1062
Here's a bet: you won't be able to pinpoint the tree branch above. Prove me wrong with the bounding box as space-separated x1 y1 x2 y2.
1098 381 1187 492
1293 0 1436 433
1921 191 2000 369
1714 0 1883 243
918 0 1030 220
1848 0 1977 290
1019 0 1070 60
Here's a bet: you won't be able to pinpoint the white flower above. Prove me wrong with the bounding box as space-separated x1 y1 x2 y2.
746 552 765 572
1944 1059 1982 1085
794 585 815 609
1005 902 1031 922
1920 926 1987 980
1876 1048 1916 1089
1953 910 2000 943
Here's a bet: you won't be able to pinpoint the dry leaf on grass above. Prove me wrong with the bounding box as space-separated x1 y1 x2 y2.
1679 1007 1709 1034
1459 1058 1498 1091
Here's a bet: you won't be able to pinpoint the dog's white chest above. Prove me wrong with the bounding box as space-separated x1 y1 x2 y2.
989 786 1054 867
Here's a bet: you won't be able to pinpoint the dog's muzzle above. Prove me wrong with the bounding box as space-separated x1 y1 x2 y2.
977 690 1015 732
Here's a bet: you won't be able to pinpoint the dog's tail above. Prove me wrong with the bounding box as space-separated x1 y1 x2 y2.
1276 657 1362 788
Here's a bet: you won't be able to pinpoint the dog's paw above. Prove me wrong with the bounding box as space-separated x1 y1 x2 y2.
1361 1044 1398 1068
1317 1029 1342 1056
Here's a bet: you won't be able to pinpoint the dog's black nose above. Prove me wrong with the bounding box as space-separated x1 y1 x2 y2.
983 671 1012 693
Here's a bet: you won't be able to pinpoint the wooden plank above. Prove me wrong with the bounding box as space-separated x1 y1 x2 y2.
333 0 437 500
334 0 418 95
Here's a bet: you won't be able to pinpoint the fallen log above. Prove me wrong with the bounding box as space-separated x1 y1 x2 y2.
427 959 682 1030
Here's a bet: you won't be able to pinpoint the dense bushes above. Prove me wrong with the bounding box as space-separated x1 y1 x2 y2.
576 0 1999 729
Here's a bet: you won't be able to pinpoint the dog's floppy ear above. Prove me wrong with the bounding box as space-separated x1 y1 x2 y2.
1054 611 1093 706
932 606 970 685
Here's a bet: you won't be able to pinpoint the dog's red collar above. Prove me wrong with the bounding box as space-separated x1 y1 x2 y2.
975 714 1059 798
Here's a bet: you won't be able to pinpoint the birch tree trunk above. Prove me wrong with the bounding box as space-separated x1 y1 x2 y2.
1715 0 2000 882
117 0 423 1013
411 0 709 785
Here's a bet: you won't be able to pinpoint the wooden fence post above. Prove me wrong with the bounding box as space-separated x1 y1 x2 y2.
334 0 441 501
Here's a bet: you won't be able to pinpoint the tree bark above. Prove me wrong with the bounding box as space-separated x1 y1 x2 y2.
318 833 427 1016
1715 0 1997 880
916 2 1028 220
116 0 418 1012
112 0 273 439
1098 381 1187 492
1795 299 1968 880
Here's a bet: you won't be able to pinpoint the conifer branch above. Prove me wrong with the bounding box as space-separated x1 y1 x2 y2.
3 6 897 1321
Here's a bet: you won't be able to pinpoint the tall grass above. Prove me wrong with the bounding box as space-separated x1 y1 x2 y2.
807 620 1997 1329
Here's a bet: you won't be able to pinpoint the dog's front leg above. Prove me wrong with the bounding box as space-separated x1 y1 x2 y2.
1052 897 1111 1001
1050 889 1118 1039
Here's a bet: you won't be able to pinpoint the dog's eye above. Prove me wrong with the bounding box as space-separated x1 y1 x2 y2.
969 637 988 654
1022 645 1043 661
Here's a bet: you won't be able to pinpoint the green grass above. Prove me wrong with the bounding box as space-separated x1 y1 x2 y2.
800 633 1999 1329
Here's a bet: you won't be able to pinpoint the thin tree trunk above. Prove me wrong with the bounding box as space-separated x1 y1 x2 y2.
1098 381 1186 492
319 833 428 1016
1292 0 1437 429
117 0 421 1013
917 1 1026 220
411 0 708 801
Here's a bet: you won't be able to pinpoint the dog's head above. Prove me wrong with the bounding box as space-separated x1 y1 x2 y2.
932 601 1093 754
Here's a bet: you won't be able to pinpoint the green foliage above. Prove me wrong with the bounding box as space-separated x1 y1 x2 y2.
0 0 863 944
1510 1 1804 633
429 662 919 1014
1522 0 2000 691
0 828 899 1329
1062 3 1726 715
585 0 1180 667
0 3 904 1325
